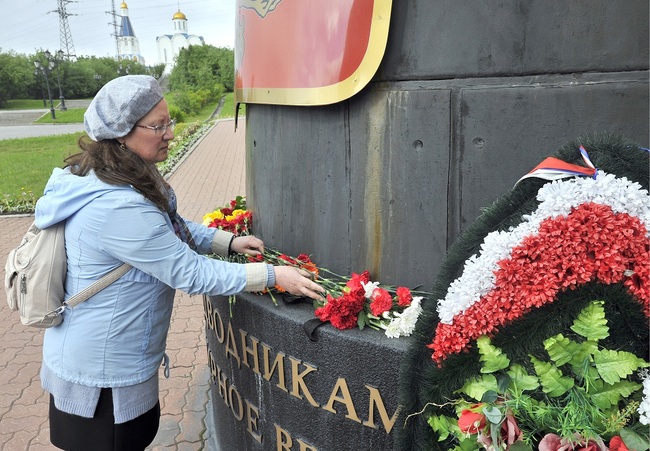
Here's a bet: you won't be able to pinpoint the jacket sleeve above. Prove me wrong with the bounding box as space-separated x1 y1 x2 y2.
183 219 234 257
97 197 267 295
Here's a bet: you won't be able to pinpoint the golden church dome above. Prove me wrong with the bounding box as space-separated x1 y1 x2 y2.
173 10 187 20
120 1 128 8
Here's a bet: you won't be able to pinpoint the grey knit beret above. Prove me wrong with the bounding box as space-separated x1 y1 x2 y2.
84 75 164 141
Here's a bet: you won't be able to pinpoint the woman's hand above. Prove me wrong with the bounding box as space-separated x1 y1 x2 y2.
231 235 264 256
273 266 325 301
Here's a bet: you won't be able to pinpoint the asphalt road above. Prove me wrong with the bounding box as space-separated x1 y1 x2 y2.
0 100 89 140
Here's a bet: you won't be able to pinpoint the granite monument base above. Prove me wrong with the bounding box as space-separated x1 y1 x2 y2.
204 293 409 450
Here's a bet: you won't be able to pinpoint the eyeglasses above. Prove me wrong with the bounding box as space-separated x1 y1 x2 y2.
135 119 176 135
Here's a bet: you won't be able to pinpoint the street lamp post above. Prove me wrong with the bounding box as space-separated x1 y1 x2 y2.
34 57 56 120
36 75 47 107
53 50 67 111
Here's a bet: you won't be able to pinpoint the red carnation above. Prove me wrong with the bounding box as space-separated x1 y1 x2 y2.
278 254 297 265
346 271 370 299
370 288 393 316
316 293 365 330
396 287 413 307
296 254 311 263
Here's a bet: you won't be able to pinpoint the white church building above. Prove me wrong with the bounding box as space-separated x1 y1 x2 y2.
156 9 205 74
117 2 145 64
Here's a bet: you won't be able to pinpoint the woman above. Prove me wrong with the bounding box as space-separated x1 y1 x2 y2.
34 75 323 450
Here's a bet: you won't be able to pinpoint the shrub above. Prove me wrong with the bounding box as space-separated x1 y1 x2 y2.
167 103 186 123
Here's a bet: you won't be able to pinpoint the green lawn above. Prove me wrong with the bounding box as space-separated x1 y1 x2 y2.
217 93 246 119
183 102 218 123
183 92 243 122
35 108 86 124
0 127 197 213
6 98 92 124
0 133 84 211
4 99 52 110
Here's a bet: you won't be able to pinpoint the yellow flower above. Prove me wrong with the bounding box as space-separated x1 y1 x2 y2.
226 209 247 221
202 210 225 226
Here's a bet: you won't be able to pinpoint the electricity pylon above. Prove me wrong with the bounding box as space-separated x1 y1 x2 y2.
107 0 121 60
51 0 77 59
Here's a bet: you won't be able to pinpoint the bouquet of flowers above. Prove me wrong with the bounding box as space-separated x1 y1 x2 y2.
202 195 252 235
202 198 428 338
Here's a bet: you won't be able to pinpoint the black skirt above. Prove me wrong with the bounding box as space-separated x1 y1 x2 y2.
49 388 160 451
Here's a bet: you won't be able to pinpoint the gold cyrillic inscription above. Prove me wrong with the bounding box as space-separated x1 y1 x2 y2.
204 295 399 447
322 377 361 423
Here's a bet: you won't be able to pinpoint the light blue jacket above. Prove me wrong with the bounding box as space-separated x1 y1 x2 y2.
35 167 266 389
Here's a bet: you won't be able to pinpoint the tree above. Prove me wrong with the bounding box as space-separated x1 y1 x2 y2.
0 47 229 109
61 56 148 98
215 48 235 92
147 63 166 81
168 45 234 94
166 45 233 116
0 50 37 107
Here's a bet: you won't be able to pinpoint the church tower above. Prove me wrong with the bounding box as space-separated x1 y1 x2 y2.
156 5 205 74
118 1 145 64
172 10 188 34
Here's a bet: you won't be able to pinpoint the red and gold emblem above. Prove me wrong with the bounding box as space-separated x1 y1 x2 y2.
235 0 392 106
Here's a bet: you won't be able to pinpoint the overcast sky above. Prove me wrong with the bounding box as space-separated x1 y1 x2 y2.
2 0 235 65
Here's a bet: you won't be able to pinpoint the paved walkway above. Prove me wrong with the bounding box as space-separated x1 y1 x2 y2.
0 119 247 450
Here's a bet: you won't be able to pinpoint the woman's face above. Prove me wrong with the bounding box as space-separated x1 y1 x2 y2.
121 99 174 164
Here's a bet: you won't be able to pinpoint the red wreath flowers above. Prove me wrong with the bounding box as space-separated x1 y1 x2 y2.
429 203 650 363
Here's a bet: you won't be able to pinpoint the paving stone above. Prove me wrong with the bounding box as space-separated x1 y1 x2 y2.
173 348 198 368
3 402 47 419
176 441 204 451
2 429 32 451
166 337 206 351
15 381 47 405
176 414 208 446
0 364 24 385
0 416 41 433
151 413 183 448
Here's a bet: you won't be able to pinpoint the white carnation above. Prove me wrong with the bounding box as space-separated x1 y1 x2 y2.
384 297 423 338
361 281 380 299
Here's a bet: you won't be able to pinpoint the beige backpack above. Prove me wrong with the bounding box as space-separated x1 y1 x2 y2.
4 221 130 328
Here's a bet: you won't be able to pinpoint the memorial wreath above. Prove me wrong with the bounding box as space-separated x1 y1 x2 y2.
395 134 649 451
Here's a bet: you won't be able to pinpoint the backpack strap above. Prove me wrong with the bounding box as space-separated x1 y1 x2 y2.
43 263 132 323
64 263 133 309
